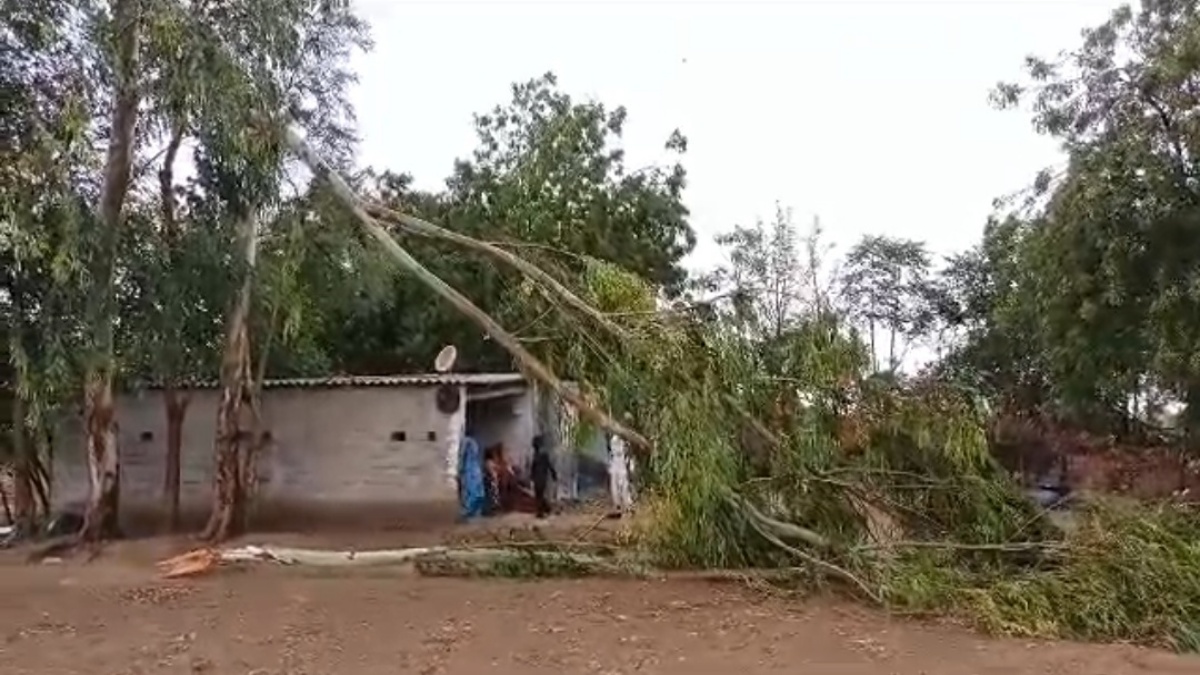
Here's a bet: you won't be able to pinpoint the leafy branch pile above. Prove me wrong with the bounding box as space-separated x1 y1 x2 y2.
335 175 1200 648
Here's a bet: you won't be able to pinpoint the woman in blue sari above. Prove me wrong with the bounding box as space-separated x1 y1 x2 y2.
458 435 486 520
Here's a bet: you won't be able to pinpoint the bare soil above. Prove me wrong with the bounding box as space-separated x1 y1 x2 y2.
2 511 1198 675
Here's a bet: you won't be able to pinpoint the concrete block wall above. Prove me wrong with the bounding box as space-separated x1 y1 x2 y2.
51 385 501 520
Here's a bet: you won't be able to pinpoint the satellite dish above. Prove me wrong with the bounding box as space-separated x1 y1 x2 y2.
434 345 458 373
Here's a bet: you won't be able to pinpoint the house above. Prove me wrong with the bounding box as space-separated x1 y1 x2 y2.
51 373 556 531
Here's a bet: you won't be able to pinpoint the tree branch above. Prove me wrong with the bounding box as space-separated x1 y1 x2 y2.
282 124 652 452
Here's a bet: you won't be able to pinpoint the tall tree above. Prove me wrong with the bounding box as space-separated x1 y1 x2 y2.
175 0 370 541
77 0 143 542
991 0 1200 439
325 74 696 375
837 235 935 373
709 204 804 341
1 0 98 533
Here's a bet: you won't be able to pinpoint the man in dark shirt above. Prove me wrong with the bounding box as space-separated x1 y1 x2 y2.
530 434 556 519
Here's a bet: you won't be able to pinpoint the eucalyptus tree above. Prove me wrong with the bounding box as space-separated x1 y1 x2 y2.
837 235 935 373
150 0 371 541
1 0 102 533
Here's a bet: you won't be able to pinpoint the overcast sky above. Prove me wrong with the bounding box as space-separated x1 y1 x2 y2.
348 0 1119 272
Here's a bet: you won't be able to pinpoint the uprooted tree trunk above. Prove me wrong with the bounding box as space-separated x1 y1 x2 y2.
202 213 260 543
281 125 651 454
80 0 142 544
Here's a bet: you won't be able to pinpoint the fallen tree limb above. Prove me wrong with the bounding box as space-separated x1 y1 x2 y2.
741 511 882 605
725 492 831 549
157 543 645 579
365 201 788 463
363 202 630 341
220 544 449 566
283 124 651 453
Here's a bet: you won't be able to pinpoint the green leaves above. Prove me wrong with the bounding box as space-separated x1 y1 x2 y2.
838 235 936 373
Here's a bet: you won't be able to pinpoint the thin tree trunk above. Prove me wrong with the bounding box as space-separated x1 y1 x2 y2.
81 377 121 540
284 126 651 452
80 0 142 544
888 329 897 373
162 387 189 533
202 213 258 543
0 478 11 526
30 426 50 519
158 120 189 534
11 393 35 534
868 320 877 372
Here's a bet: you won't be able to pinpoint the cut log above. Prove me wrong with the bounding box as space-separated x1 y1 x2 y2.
156 544 638 579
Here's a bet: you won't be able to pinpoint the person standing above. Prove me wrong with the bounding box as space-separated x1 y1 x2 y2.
608 433 634 514
530 434 557 519
458 434 486 521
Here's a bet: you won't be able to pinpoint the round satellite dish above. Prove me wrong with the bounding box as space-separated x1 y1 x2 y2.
434 345 458 373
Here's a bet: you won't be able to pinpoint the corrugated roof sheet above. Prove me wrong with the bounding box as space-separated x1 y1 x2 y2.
139 373 527 390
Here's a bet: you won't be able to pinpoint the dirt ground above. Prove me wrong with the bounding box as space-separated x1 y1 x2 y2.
0 510 1197 675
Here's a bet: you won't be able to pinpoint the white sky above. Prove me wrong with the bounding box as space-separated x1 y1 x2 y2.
348 0 1121 274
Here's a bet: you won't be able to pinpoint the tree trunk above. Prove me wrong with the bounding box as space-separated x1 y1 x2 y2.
203 214 258 543
888 328 897 373
868 320 877 372
0 480 11 526
202 322 252 542
162 387 189 533
80 0 142 544
159 120 188 535
11 393 35 534
80 377 121 540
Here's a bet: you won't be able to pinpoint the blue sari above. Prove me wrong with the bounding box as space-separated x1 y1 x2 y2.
458 436 485 519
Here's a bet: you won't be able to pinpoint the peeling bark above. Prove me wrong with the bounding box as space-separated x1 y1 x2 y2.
202 214 259 543
81 377 121 541
80 0 142 544
202 323 251 542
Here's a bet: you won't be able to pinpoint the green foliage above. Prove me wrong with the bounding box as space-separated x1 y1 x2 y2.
974 0 1200 439
321 74 696 375
885 502 1200 650
838 235 936 373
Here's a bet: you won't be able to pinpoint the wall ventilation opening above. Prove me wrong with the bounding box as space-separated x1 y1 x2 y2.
139 431 154 442
426 431 437 442
390 431 406 442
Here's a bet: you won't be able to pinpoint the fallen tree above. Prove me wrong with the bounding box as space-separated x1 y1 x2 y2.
159 13 1200 653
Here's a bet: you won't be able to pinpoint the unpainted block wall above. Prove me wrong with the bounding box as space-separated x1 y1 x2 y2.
52 386 535 520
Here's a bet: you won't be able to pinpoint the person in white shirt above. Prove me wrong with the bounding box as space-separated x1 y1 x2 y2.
608 433 634 513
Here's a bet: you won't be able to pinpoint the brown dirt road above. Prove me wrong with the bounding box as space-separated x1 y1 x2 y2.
3 552 1199 675
1 510 1198 675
